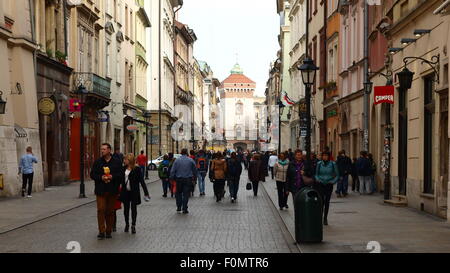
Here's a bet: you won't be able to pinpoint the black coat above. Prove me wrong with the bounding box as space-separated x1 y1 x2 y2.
226 158 243 180
336 155 352 176
248 160 265 183
90 156 123 196
119 167 149 205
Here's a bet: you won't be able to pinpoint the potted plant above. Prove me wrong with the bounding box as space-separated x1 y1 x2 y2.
55 50 67 65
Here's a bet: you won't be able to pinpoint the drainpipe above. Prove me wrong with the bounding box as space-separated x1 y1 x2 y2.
363 0 370 152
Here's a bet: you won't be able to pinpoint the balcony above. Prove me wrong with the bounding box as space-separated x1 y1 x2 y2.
73 72 111 109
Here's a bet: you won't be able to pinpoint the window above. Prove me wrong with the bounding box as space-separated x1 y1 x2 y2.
424 76 434 194
106 41 111 78
125 5 128 36
130 11 133 40
94 36 99 74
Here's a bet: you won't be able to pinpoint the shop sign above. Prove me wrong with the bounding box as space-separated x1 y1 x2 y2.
374 86 394 105
38 97 56 115
126 124 139 132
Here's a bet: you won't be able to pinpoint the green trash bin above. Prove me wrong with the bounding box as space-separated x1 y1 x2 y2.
294 186 323 243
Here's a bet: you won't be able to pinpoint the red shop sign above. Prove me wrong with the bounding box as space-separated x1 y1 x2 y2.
374 86 394 105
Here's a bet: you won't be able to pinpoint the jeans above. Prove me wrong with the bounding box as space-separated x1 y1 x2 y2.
252 181 259 196
336 175 349 195
161 178 170 195
358 176 372 194
317 183 334 221
371 175 377 193
228 178 240 199
139 165 146 178
213 179 226 200
176 178 193 211
197 172 207 194
276 181 288 208
96 193 116 234
351 175 360 192
270 167 274 180
122 191 138 226
22 173 34 196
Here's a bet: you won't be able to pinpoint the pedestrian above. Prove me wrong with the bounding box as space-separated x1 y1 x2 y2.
356 151 372 195
268 152 278 180
136 150 147 178
286 150 306 204
158 155 171 197
169 148 197 214
19 147 38 198
90 143 123 239
351 158 360 192
262 151 270 178
195 150 209 196
336 150 352 197
189 150 196 160
119 153 150 234
226 152 243 203
113 147 124 166
210 152 228 202
315 151 340 226
248 153 264 197
368 153 377 193
168 153 176 198
273 152 290 210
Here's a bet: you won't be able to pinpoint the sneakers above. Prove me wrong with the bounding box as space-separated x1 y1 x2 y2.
182 210 189 214
177 208 182 213
231 197 235 203
97 233 106 240
27 195 32 198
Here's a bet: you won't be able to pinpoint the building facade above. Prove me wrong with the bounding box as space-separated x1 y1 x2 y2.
0 0 44 197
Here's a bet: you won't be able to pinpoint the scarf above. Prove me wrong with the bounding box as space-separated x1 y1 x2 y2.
278 159 289 166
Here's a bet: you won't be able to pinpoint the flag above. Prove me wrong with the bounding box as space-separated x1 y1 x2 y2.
280 91 296 107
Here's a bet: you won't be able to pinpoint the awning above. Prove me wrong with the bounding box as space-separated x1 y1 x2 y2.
14 124 27 138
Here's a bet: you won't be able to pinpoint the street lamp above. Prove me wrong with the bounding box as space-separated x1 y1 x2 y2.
143 110 151 179
398 55 440 90
77 84 88 198
397 67 415 90
0 91 6 114
298 57 318 158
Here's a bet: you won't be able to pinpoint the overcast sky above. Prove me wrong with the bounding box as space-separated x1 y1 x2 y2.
178 0 280 97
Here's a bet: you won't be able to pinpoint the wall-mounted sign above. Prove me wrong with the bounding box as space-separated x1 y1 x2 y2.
374 86 394 105
69 99 81 112
126 124 139 132
38 97 56 115
327 109 337 118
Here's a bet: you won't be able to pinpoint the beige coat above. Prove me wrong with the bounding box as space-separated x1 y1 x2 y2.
273 162 289 182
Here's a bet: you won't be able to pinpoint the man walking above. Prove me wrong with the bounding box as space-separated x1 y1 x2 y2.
336 150 352 197
90 143 123 239
356 151 372 195
169 149 197 214
19 147 38 198
136 150 147 178
195 150 209 196
268 152 278 180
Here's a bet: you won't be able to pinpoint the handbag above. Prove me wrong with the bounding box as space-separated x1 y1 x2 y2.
246 182 252 190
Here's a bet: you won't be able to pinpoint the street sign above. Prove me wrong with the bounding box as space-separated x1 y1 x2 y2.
374 86 394 105
126 124 139 131
300 130 307 137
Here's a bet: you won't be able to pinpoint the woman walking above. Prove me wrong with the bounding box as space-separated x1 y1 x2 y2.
119 154 150 234
210 152 227 202
273 152 290 210
315 151 340 226
248 153 264 196
286 150 306 205
226 152 243 203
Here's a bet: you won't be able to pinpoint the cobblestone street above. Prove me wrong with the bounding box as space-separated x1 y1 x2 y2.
0 173 298 253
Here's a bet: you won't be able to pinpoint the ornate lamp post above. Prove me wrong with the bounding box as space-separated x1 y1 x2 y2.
298 57 318 159
76 84 88 198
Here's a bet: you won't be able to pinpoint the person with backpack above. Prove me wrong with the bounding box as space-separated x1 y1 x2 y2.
315 151 340 226
210 152 228 202
168 153 176 198
195 150 209 196
158 155 171 198
336 150 352 197
226 152 243 203
356 151 372 195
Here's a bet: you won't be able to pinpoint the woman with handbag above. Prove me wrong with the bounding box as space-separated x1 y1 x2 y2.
315 151 340 226
248 153 264 197
210 152 227 202
120 154 150 234
273 152 290 210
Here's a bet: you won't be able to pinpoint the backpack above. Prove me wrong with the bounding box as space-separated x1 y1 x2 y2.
197 157 207 172
162 165 169 177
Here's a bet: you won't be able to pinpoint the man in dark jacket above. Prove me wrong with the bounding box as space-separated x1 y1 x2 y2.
356 151 372 195
226 152 243 203
90 143 123 240
170 149 197 214
336 150 352 197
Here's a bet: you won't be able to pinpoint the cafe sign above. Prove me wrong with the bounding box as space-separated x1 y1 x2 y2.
374 86 394 105
38 97 56 115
